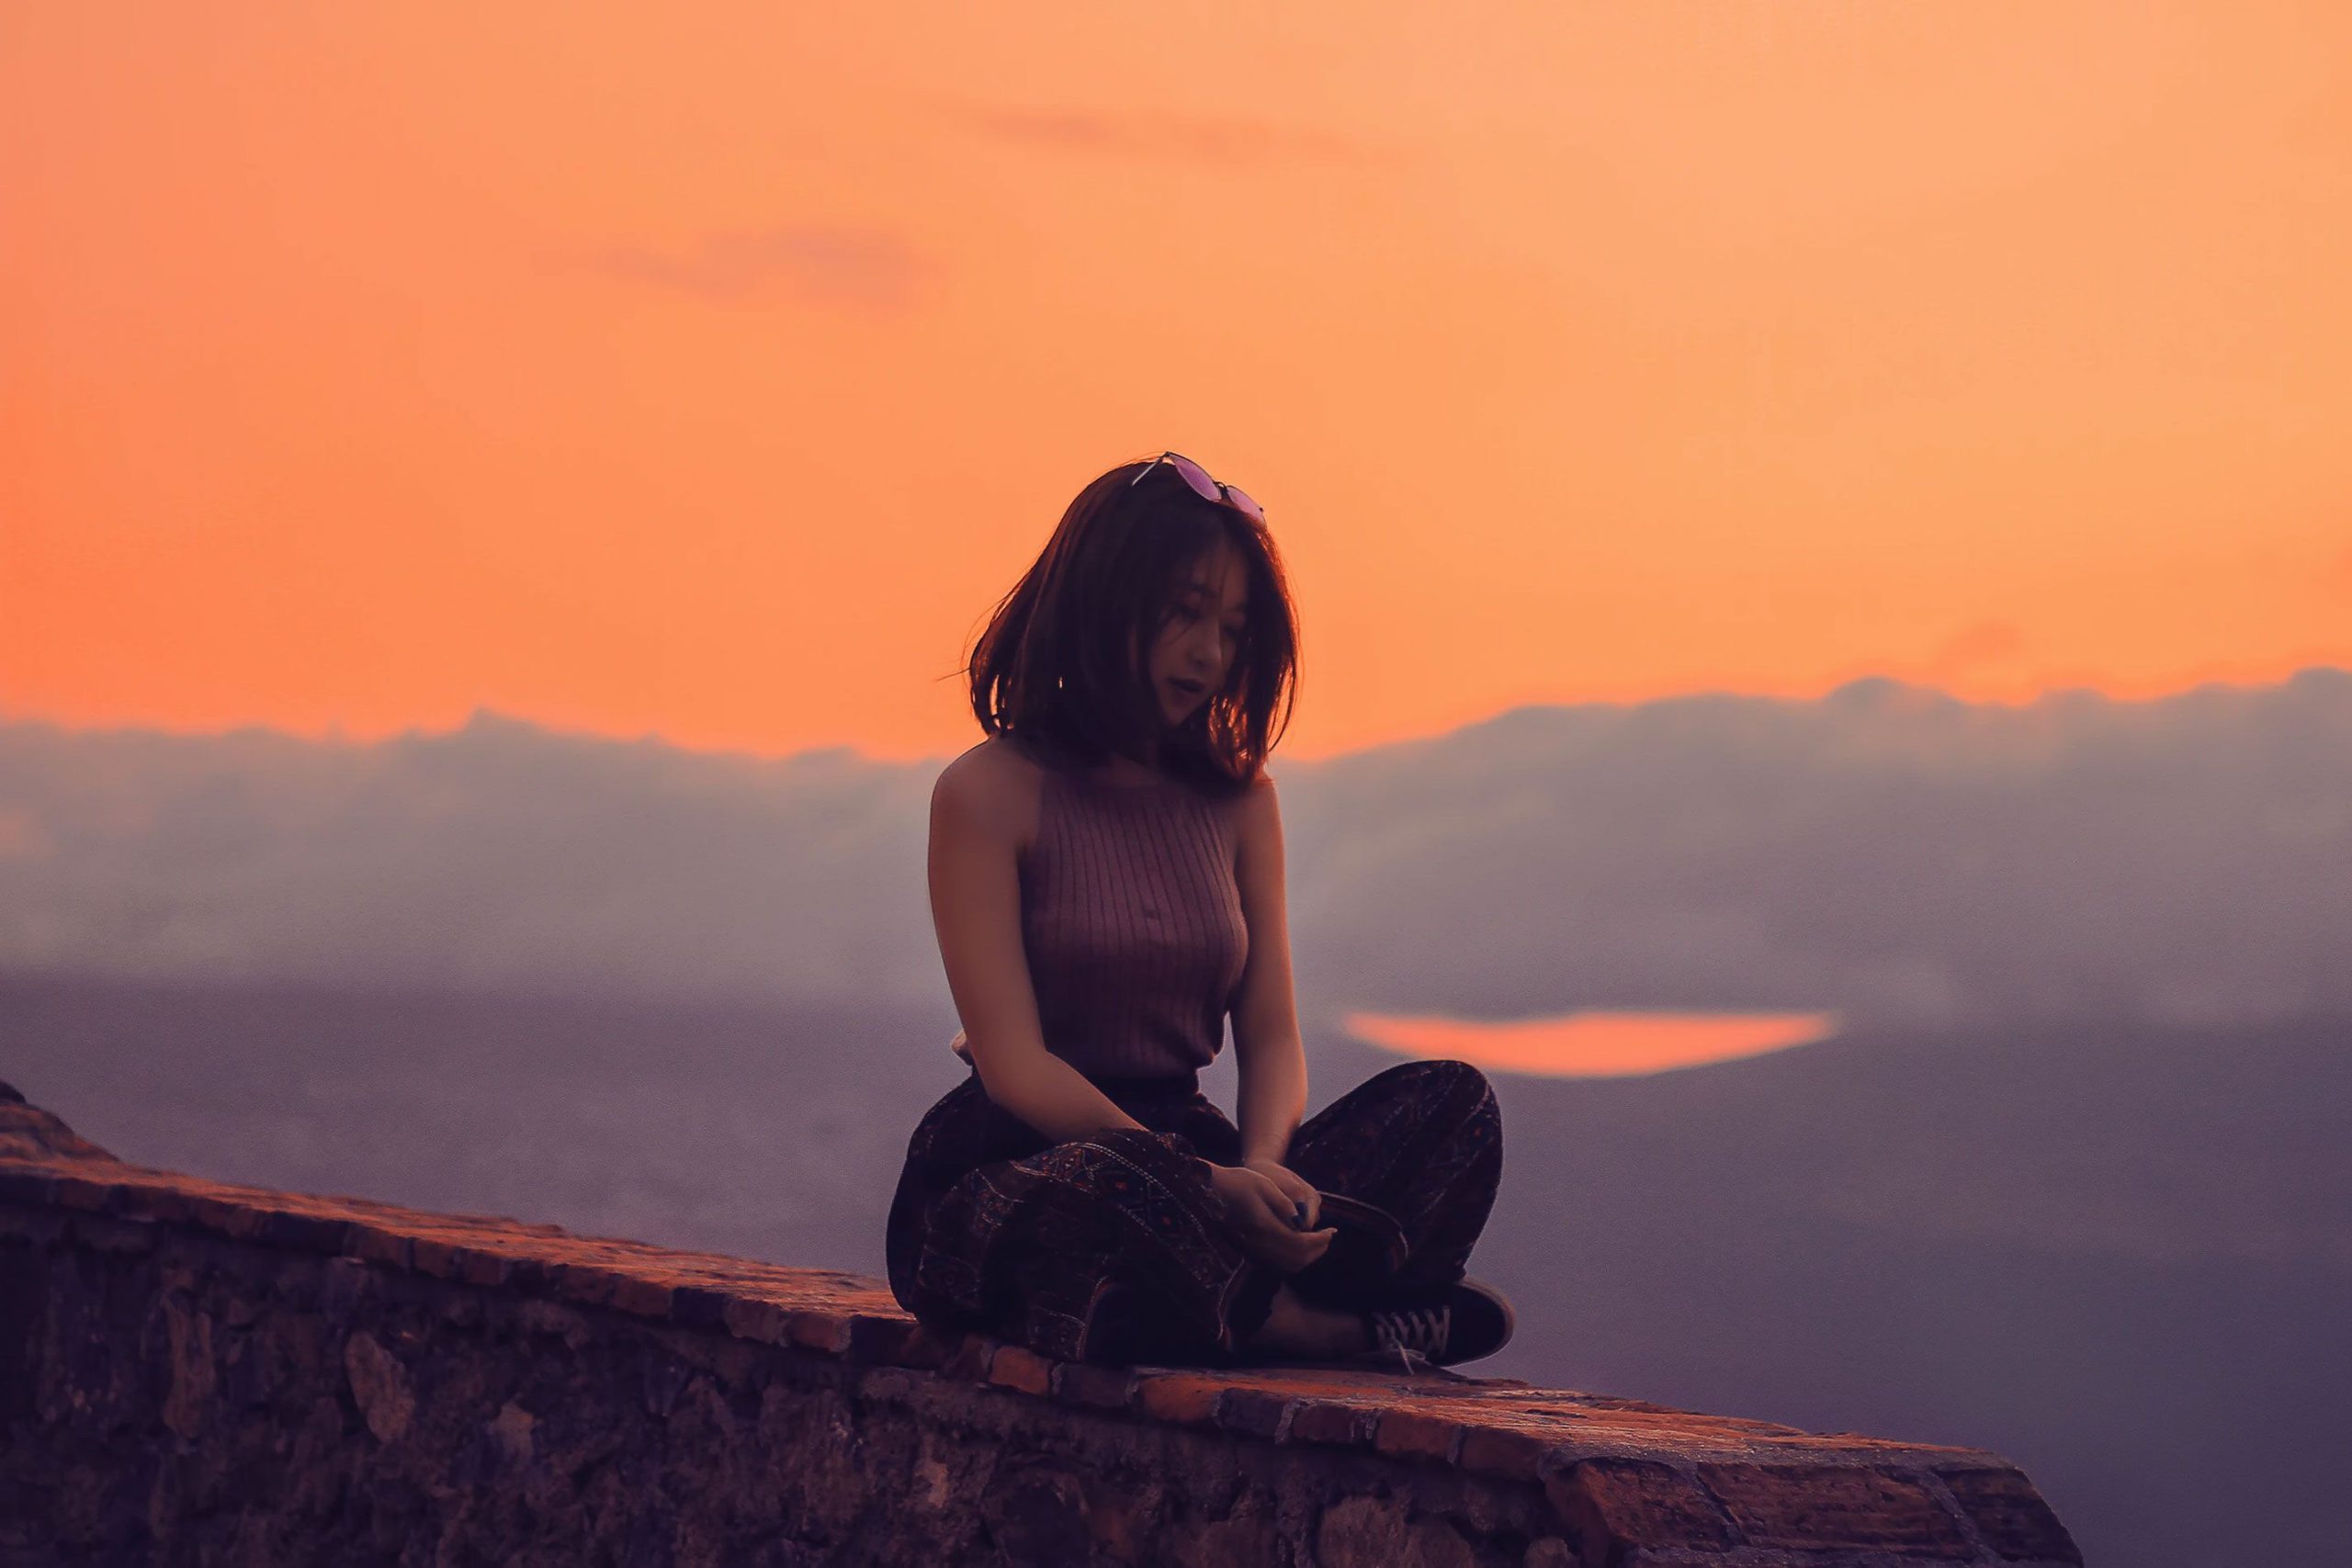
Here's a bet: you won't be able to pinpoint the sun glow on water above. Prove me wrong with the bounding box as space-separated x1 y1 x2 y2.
1341 1009 1842 1079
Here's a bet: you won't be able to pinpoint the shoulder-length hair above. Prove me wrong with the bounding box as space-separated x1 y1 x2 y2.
960 455 1299 798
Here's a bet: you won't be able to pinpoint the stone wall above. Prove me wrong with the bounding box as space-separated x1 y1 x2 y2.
0 1083 2080 1566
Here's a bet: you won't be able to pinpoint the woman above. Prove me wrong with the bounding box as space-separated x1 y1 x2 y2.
886 451 1510 1371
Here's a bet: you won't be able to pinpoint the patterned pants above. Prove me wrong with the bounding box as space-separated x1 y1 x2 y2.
884 1058 1502 1366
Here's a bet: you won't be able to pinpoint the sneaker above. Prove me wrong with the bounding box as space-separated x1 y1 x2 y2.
1360 1277 1515 1372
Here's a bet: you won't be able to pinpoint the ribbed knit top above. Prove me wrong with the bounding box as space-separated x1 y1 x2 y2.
963 758 1251 1084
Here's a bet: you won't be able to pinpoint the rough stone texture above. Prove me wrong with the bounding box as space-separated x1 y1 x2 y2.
0 1083 2083 1566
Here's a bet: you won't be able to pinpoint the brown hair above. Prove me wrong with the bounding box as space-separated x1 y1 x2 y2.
956 455 1299 797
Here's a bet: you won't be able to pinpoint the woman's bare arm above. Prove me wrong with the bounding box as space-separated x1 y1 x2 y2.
1230 775 1308 1166
928 749 1145 1144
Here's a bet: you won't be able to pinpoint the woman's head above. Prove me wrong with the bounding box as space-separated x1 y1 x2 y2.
962 452 1298 793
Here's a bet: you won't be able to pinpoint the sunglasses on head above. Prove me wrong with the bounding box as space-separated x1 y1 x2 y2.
1130 451 1264 523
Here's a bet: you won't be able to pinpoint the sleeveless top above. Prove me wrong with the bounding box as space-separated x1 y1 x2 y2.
952 754 1253 1083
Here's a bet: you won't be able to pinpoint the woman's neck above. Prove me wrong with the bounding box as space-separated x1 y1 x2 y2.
1089 729 1184 784
1091 748 1169 784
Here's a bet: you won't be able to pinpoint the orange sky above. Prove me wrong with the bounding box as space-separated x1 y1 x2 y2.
6 2 2348 763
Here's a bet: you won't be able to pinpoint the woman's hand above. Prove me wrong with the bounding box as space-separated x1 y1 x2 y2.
1203 1160 1335 1275
1241 1156 1321 1231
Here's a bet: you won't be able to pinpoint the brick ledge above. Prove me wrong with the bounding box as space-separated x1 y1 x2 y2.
0 1083 2082 1565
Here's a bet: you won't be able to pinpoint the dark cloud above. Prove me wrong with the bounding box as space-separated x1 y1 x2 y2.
3 669 2347 1029
578 223 929 306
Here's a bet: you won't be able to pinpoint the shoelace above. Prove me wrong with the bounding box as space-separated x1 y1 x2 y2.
1366 1304 1450 1373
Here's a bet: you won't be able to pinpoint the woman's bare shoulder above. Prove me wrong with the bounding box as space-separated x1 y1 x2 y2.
935 736 1046 852
1227 767 1279 847
1229 766 1280 811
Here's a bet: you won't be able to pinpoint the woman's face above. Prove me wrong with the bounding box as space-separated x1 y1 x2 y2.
1143 538 1250 730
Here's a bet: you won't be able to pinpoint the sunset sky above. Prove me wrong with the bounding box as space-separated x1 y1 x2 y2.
6 2 2348 763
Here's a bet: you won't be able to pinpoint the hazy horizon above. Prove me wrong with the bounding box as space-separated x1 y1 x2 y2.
6 666 2346 1042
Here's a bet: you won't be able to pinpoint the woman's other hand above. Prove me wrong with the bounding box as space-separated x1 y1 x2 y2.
1204 1161 1335 1274
1241 1156 1320 1230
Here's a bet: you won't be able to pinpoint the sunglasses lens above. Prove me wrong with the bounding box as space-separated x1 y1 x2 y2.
1167 454 1222 505
1222 484 1265 522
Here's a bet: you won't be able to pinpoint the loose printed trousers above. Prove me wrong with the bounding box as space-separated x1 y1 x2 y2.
884 1057 1502 1366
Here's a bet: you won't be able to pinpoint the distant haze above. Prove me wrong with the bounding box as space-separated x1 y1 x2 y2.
4 669 2346 1033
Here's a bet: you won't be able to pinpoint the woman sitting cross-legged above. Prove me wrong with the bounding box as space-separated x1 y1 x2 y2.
885 451 1511 1371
